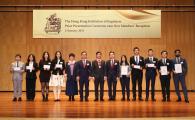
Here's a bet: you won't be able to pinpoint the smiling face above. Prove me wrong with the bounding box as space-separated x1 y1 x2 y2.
96 52 102 59
29 55 34 61
81 52 87 59
109 52 115 59
15 56 21 61
44 52 49 60
134 48 139 56
148 50 154 57
56 52 61 59
161 52 167 58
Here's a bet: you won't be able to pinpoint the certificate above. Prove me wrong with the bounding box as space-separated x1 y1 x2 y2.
26 66 32 70
14 67 20 71
44 65 50 69
56 64 62 69
134 65 140 69
160 66 168 75
175 64 182 74
121 66 128 75
147 64 155 68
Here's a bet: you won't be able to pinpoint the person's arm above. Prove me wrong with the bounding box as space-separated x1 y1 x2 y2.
116 60 120 78
183 59 188 75
39 60 44 71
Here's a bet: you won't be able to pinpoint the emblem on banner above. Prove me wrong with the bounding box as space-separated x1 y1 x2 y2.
44 13 61 34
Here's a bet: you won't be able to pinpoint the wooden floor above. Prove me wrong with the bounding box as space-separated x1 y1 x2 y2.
0 92 195 118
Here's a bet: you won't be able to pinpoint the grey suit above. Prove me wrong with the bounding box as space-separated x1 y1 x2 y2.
11 61 25 98
172 57 188 100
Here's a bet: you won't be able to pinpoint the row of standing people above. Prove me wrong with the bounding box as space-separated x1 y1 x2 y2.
10 47 189 103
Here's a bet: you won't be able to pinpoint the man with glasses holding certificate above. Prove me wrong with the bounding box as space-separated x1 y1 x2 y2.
172 49 189 103
157 50 172 102
144 49 158 101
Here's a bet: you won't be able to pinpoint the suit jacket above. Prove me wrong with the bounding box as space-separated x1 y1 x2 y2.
51 59 65 75
76 60 92 78
65 61 78 79
92 60 106 78
106 59 120 78
157 58 172 76
172 57 187 75
130 56 145 75
11 61 25 80
144 57 158 75
39 59 52 80
25 62 38 79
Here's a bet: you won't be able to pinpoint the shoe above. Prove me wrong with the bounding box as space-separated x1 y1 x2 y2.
132 98 136 101
176 99 181 102
18 97 22 101
42 94 45 101
139 98 143 101
167 98 171 102
100 99 104 101
12 97 17 102
94 98 98 101
152 98 156 102
72 96 75 101
121 98 125 101
85 98 89 102
54 99 58 102
145 98 148 101
45 94 49 101
127 98 130 101
185 99 189 103
109 98 112 101
80 99 83 102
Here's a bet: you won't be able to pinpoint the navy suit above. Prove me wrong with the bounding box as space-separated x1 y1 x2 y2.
65 62 78 96
92 60 106 100
130 56 144 99
106 60 120 100
172 57 188 100
77 60 92 100
144 57 158 99
157 58 172 100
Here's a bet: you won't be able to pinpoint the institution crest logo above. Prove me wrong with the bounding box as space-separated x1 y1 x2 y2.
45 13 61 34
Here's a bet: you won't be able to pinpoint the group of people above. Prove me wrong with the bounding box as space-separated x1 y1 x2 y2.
10 47 189 103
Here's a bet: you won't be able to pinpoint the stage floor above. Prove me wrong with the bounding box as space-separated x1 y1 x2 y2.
0 92 195 118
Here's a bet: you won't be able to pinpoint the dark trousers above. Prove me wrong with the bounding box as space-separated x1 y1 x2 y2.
107 76 117 99
132 72 143 99
173 74 188 100
94 77 104 99
160 75 170 99
26 78 36 100
79 78 89 100
120 76 130 99
145 71 156 99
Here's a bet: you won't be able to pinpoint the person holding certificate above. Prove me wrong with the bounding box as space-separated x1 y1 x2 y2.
76 51 92 102
25 54 38 101
172 49 189 103
10 54 25 101
130 47 145 101
92 51 106 101
106 51 120 101
157 50 172 102
144 49 158 101
39 51 52 101
65 53 78 101
120 55 131 101
50 51 65 101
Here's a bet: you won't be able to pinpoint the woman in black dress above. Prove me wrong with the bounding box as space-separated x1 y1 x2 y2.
25 54 38 101
65 53 78 101
39 51 51 101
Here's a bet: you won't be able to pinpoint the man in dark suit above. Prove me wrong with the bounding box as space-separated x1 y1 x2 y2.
172 49 189 103
76 51 92 101
157 50 172 102
92 51 106 101
144 49 158 101
130 47 145 101
106 51 120 101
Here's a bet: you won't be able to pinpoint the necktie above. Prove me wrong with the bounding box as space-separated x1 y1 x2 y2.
176 57 180 64
149 57 153 63
136 57 138 64
83 60 86 68
111 60 114 68
16 61 19 67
